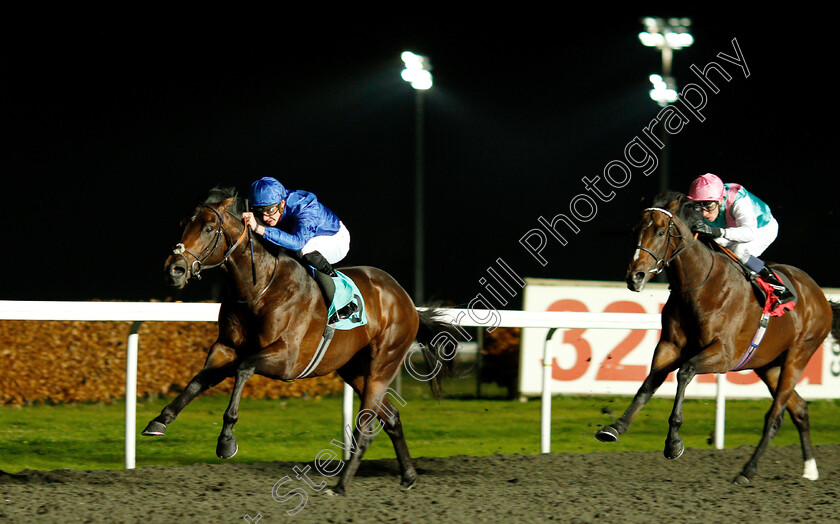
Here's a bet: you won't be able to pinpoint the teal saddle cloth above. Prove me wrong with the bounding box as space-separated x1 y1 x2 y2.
322 270 367 330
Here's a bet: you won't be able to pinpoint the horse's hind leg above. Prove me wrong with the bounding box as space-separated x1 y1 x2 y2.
734 362 804 485
375 388 416 489
333 346 415 495
330 372 375 496
788 391 818 480
755 366 819 481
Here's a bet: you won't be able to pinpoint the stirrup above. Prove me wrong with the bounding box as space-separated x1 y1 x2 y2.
329 302 358 324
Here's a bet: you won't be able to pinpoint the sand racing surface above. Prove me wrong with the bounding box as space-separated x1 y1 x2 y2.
2 444 839 523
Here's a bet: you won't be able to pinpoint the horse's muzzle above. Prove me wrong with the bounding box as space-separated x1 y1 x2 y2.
626 270 647 292
165 256 189 289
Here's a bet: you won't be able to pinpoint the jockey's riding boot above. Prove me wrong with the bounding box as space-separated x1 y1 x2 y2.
302 251 358 323
303 252 337 320
303 251 337 278
757 265 795 304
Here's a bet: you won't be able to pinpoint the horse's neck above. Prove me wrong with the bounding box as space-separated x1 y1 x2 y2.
666 239 720 293
223 227 310 300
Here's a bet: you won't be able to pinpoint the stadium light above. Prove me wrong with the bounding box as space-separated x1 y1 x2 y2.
639 17 693 107
401 51 433 90
639 17 694 50
649 74 678 105
639 18 693 209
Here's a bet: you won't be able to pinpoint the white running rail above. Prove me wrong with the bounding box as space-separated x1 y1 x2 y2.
0 300 725 469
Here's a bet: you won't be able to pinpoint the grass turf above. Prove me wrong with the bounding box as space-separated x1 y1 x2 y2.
3 377 840 473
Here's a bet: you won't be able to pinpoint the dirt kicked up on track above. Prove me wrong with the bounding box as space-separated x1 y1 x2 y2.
2 444 839 523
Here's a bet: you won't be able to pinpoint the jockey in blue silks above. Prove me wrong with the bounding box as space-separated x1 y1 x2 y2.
242 176 356 324
687 172 794 304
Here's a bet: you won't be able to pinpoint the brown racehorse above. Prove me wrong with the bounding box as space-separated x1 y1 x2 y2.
596 191 840 485
142 187 453 495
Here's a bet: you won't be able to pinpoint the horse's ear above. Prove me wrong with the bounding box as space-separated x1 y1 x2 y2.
219 197 237 212
665 198 681 214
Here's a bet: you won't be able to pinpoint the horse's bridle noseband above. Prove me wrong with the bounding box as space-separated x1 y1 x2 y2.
636 207 716 293
635 207 693 275
171 204 247 280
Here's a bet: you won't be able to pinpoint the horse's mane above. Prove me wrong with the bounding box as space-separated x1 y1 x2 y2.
202 186 245 216
647 190 716 248
648 190 705 231
201 186 290 259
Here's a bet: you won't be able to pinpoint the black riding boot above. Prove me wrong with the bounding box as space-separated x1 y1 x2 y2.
757 266 795 304
302 251 357 323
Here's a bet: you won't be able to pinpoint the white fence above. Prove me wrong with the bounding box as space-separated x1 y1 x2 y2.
2 300 734 469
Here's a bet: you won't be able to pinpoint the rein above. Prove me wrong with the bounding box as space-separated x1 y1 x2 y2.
235 256 279 304
172 204 248 281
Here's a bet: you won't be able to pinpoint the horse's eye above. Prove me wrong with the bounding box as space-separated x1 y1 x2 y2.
204 225 214 233
657 229 666 237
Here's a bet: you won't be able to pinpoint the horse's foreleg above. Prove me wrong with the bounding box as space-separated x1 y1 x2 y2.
142 342 235 437
596 368 670 442
596 341 682 443
142 366 228 436
216 362 255 460
664 362 696 460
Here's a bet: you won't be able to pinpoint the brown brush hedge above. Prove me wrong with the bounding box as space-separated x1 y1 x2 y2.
0 318 343 406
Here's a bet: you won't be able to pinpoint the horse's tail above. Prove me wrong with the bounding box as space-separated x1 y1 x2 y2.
413 305 459 401
829 300 840 343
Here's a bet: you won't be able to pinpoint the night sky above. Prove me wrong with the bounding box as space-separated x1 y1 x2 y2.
3 14 837 308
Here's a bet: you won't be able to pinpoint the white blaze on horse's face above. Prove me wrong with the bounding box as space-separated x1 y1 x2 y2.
627 207 674 292
631 216 654 263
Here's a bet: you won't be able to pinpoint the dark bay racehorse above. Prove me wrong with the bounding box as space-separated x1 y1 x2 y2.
596 191 840 484
143 187 453 495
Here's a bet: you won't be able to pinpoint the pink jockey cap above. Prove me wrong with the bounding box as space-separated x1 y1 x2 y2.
687 173 725 201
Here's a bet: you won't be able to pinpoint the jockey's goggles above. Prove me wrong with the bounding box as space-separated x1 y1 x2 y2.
695 201 718 212
253 203 281 216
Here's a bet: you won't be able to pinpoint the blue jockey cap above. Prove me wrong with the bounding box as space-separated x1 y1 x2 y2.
250 177 288 206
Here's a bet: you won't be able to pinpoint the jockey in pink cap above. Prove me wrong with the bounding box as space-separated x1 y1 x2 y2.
687 173 794 303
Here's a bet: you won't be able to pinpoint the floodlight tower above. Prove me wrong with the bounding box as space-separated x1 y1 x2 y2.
401 51 432 305
639 17 694 193
639 17 694 106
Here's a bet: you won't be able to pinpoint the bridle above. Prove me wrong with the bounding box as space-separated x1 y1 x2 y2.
171 204 248 281
635 208 697 275
635 207 714 293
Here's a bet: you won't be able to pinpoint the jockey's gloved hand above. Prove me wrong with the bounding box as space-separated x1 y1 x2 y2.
691 222 723 238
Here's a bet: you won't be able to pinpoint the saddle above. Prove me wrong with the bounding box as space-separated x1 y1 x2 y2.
286 270 367 382
751 267 796 317
710 245 797 371
325 270 367 330
712 243 796 317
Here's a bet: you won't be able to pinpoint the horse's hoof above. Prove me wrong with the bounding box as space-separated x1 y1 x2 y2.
216 439 238 460
664 441 684 460
329 485 346 497
733 474 751 486
141 421 167 436
803 458 819 481
595 426 620 442
401 476 417 490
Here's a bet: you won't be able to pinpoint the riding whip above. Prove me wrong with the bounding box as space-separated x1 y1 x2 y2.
245 199 257 285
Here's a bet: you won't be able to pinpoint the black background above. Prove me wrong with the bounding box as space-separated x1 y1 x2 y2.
3 13 836 307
